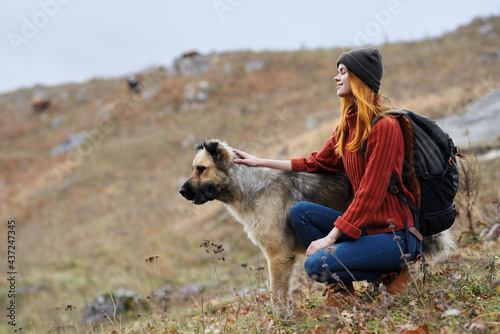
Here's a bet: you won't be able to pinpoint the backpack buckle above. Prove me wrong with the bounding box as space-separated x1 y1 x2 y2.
390 185 399 194
455 147 467 160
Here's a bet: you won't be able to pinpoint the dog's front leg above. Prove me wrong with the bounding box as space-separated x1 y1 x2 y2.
266 253 296 319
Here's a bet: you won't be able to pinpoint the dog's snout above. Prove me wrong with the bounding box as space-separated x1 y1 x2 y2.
179 184 192 199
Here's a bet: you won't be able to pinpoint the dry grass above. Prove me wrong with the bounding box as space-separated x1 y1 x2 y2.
1 15 500 333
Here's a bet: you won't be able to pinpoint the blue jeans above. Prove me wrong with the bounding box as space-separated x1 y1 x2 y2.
290 201 421 285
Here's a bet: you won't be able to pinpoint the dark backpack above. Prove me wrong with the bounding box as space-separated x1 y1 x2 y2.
364 109 461 237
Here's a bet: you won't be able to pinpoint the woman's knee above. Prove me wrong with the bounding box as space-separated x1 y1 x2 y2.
291 201 310 216
290 201 310 228
304 255 330 283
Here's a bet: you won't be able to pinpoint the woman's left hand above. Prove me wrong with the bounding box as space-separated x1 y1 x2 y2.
233 149 261 166
307 237 335 257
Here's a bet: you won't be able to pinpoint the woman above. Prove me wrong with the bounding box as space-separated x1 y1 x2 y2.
233 48 421 307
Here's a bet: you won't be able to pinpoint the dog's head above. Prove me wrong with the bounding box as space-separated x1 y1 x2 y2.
179 139 234 205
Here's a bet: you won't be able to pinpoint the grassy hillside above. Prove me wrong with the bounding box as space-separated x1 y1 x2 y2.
1 16 499 333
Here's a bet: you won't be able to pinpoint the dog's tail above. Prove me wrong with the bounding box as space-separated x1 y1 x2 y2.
422 230 455 261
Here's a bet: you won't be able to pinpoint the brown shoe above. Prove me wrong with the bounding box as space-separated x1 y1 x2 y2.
322 283 356 308
376 269 411 301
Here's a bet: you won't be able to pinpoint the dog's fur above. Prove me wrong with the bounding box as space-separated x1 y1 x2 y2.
179 139 453 316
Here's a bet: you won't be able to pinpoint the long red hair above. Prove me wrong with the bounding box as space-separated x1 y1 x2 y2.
334 72 392 157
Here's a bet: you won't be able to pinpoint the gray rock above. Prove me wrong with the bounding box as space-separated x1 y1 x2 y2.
82 289 145 323
150 284 174 303
184 81 210 103
245 60 265 73
18 283 50 294
50 116 67 129
174 54 213 77
236 286 267 297
478 23 495 35
184 84 197 103
484 223 500 242
178 283 205 300
196 90 208 102
436 89 500 148
51 130 89 157
198 80 210 91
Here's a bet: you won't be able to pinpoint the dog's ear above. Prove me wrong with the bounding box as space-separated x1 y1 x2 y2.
204 140 225 163
197 140 230 165
195 142 205 153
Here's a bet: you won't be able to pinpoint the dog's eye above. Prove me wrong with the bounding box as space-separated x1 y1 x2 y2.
197 166 206 175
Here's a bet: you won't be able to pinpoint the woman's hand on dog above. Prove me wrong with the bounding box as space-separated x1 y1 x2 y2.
233 149 293 171
233 149 261 166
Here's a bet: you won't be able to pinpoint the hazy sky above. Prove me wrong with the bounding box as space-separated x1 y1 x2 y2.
1 0 499 93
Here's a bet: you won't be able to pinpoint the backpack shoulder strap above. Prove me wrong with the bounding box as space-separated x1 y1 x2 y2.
395 113 421 209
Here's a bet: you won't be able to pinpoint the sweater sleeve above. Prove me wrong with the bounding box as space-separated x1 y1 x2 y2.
290 133 346 173
334 117 402 238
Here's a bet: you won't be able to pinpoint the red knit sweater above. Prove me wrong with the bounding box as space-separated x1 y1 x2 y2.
291 110 414 239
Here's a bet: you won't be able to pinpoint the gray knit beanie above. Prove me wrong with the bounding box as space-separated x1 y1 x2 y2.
336 48 383 93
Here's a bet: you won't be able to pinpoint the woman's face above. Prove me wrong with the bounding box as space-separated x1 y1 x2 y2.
335 64 354 99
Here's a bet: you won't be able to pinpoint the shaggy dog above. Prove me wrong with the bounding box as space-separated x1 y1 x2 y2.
179 139 453 316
